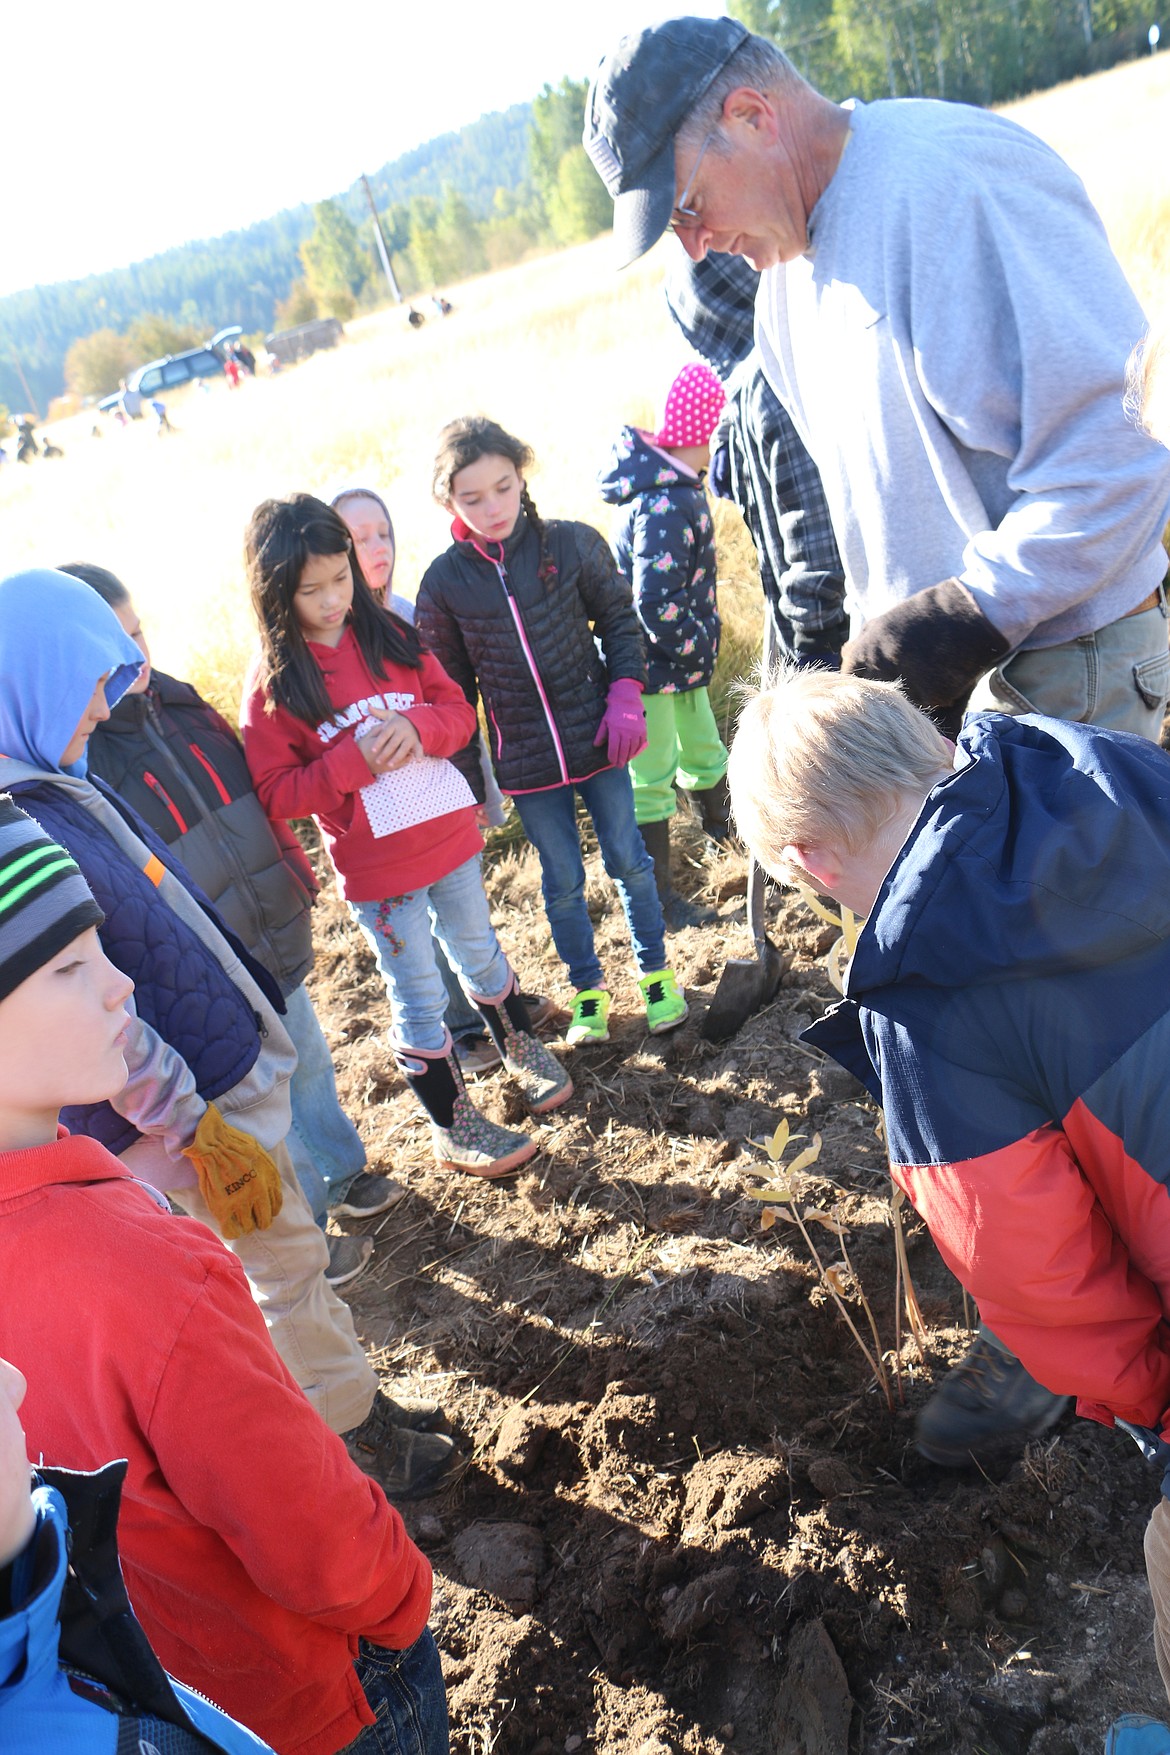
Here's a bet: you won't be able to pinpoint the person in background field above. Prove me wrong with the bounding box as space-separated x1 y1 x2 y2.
242 494 573 1181
224 354 241 390
0 801 450 1754
0 567 457 1502
0 1350 272 1753
418 415 690 1047
727 663 1170 1715
598 361 728 929
330 485 557 1080
663 249 848 668
585 11 1170 1462
64 562 407 1299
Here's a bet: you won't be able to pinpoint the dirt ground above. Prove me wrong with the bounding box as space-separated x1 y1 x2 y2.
305 813 1166 1755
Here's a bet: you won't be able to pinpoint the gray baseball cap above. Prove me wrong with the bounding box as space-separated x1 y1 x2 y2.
584 15 750 269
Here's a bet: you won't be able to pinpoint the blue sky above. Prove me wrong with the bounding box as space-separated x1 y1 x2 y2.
3 0 725 296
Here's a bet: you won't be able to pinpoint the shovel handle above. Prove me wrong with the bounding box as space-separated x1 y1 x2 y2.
745 609 782 957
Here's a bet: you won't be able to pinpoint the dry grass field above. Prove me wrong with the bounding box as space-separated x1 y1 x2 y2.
3 49 1167 723
5 53 1170 1755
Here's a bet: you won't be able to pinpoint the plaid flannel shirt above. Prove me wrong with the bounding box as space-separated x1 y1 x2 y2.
665 253 848 657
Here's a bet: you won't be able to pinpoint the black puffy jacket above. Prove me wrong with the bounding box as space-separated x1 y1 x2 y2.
87 673 317 995
416 513 647 797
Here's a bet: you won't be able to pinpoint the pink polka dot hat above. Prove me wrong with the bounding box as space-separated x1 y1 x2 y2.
651 361 726 450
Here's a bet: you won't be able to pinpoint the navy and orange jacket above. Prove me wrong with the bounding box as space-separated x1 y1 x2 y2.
806 712 1170 1439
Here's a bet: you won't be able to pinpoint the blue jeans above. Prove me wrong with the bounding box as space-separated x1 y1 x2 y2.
337 1631 450 1755
282 981 367 1223
512 765 666 991
348 854 510 1054
435 935 484 1043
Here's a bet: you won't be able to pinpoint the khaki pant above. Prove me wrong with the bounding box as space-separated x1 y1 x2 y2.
1143 1496 1170 1707
169 1139 377 1436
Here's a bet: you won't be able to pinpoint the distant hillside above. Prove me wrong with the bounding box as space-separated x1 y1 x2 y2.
0 103 534 416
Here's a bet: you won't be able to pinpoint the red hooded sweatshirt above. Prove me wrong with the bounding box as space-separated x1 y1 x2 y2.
241 628 481 902
0 1131 432 1755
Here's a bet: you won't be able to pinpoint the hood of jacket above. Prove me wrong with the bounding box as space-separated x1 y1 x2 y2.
806 712 1170 1098
597 427 695 508
0 570 143 777
100 670 205 738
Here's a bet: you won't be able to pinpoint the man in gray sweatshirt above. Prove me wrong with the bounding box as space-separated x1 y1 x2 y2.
584 16 1170 739
584 15 1170 1465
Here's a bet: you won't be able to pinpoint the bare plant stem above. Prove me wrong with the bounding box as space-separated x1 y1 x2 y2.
838 1221 897 1409
789 1201 894 1412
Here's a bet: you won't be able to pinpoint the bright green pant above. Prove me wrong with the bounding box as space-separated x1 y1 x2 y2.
631 687 728 825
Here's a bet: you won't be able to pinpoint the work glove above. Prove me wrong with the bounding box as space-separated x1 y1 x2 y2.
593 678 648 768
709 441 733 500
180 1103 283 1239
840 578 1010 740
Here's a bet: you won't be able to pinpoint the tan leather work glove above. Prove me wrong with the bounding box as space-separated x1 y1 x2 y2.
181 1104 283 1239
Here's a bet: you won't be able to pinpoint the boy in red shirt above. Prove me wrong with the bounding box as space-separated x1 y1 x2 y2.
0 796 448 1755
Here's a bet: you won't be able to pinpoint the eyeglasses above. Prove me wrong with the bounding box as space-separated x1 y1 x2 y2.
671 129 717 232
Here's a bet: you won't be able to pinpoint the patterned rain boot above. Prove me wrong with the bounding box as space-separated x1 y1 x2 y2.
396 1037 537 1179
471 974 574 1116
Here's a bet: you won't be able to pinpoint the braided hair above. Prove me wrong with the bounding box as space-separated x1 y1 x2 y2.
432 415 558 591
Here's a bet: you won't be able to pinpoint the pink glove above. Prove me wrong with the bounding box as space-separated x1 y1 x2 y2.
593 678 647 767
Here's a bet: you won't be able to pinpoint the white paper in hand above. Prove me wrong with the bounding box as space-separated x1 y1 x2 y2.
356 718 476 839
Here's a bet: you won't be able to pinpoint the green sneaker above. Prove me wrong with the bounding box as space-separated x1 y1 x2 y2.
567 988 612 1045
640 968 689 1035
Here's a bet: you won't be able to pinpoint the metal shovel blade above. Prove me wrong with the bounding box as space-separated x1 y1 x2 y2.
700 857 790 1043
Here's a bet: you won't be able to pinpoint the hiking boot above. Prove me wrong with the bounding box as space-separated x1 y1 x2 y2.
398 1042 537 1179
915 1335 1071 1466
641 816 717 934
454 1031 503 1077
472 976 575 1116
330 1172 406 1220
640 968 689 1035
567 988 611 1045
325 1234 374 1289
343 1396 460 1501
367 1386 449 1436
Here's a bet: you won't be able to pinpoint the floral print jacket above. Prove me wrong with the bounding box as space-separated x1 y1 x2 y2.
598 425 721 695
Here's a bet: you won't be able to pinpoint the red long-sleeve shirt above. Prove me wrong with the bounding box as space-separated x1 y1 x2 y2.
0 1132 432 1755
241 630 481 902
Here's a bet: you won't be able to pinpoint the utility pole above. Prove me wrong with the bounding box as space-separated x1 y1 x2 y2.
10 349 40 420
361 174 402 305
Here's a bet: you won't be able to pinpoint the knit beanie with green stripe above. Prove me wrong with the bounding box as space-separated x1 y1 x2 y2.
0 796 103 1004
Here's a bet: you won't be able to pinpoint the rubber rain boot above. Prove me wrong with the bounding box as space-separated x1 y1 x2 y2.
641 816 716 931
471 974 574 1116
396 1037 536 1179
684 774 734 846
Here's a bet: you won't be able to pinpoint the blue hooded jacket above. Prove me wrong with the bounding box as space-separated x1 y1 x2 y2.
0 570 143 776
598 427 720 694
0 569 269 1154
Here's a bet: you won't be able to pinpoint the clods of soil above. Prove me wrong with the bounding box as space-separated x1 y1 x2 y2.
305 814 1165 1754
